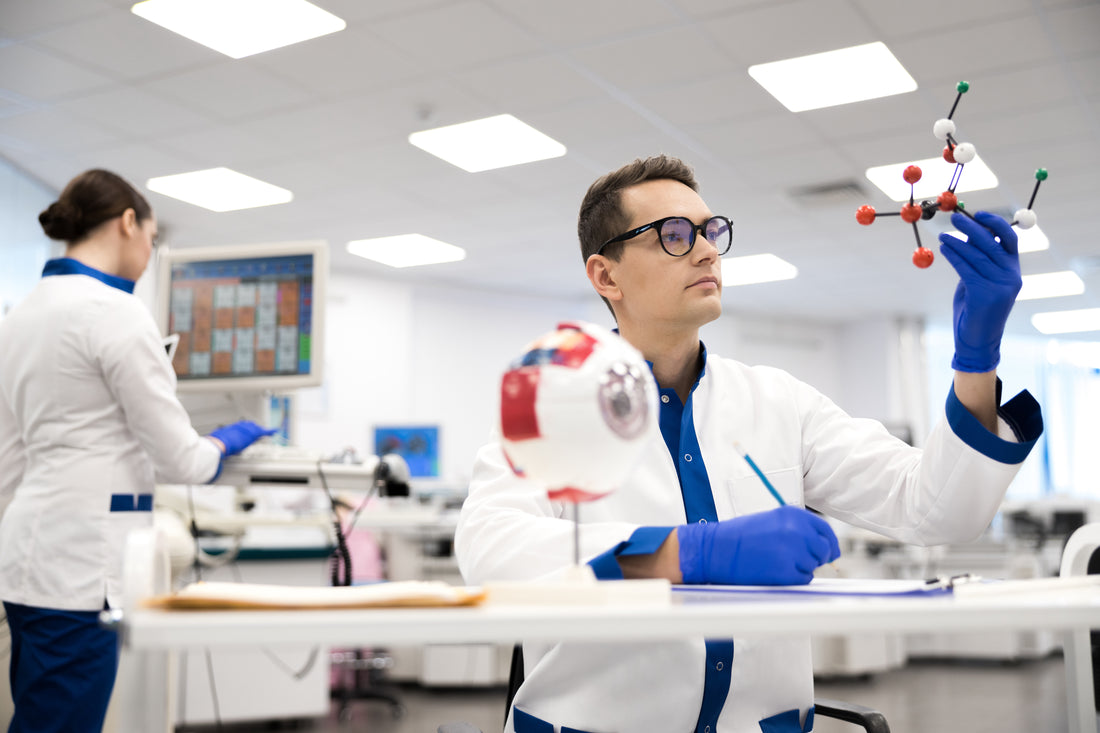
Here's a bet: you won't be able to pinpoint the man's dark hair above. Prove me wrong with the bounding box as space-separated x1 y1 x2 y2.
577 155 698 315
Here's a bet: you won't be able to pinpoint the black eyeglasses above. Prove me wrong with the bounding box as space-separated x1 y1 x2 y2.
597 215 733 257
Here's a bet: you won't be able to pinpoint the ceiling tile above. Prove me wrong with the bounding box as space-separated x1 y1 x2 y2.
702 0 879 66
51 86 215 138
370 1 539 72
487 0 679 47
151 63 315 122
1042 2 1100 58
0 0 117 39
570 26 739 92
0 44 114 99
0 107 122 157
251 25 433 98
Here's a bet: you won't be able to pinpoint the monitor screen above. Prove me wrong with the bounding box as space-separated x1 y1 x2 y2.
374 425 440 478
155 240 327 393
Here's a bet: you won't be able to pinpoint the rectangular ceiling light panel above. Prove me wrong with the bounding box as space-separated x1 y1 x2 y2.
865 155 998 202
1031 308 1100 335
724 254 798 286
131 0 346 59
347 234 466 268
1017 271 1085 301
146 167 293 212
408 114 566 173
748 42 917 112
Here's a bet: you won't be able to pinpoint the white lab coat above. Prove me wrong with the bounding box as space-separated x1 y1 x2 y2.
455 353 1035 733
0 271 221 611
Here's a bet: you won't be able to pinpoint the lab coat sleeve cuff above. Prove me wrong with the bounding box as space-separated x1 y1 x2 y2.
587 526 675 581
944 382 1042 465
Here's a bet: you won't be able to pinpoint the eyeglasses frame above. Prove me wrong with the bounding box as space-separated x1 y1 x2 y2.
595 215 734 258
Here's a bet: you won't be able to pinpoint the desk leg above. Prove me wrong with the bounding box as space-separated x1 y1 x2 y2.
1064 630 1097 733
110 648 175 733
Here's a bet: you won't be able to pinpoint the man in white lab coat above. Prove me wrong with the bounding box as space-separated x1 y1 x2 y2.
455 155 1042 733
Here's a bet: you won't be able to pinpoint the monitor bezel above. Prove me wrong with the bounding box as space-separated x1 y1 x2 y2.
155 239 327 394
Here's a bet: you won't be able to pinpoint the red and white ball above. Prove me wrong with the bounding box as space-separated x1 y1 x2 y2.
499 321 658 504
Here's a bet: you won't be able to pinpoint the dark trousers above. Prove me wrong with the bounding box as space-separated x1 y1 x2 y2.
4 601 119 733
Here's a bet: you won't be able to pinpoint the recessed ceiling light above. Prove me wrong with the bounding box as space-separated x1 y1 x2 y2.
131 0 345 59
346 234 466 268
408 114 566 173
1017 271 1085 301
748 42 917 112
724 254 798 286
866 155 998 202
146 167 292 212
1031 308 1100 335
943 225 1049 253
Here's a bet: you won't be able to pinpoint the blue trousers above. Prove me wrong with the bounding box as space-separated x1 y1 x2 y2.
4 601 119 733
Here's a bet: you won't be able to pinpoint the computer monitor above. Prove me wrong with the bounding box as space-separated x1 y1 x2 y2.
373 425 440 479
155 240 327 393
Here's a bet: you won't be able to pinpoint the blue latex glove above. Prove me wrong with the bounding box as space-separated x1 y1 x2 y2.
938 211 1021 373
208 420 277 457
677 505 841 586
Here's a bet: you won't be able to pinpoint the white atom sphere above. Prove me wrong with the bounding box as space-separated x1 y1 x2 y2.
1014 209 1038 229
932 118 956 141
953 142 976 164
499 321 658 502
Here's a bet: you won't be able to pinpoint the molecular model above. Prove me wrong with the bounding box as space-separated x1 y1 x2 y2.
855 81 1048 268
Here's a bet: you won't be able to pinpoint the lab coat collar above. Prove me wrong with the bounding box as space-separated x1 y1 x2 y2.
42 258 135 294
611 327 709 390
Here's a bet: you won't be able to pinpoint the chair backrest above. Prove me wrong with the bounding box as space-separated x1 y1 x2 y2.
504 644 524 723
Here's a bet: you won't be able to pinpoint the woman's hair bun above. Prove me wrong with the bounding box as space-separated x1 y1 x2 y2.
38 200 83 241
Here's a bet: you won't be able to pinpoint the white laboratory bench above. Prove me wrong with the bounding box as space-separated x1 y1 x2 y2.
110 523 1100 733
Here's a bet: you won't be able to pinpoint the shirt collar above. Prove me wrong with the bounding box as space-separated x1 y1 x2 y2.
42 258 135 294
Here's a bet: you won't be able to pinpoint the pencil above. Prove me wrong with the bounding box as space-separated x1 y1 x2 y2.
733 441 840 576
732 441 785 506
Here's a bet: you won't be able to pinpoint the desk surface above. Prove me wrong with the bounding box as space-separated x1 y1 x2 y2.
122 585 1100 651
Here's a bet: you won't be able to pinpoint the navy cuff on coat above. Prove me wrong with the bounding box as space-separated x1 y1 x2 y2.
945 382 1042 465
587 526 675 580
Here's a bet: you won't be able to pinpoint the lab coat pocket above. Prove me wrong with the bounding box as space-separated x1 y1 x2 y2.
726 467 802 517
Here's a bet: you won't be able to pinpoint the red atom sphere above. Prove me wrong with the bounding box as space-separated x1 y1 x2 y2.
942 146 956 164
856 205 876 225
903 165 922 184
900 203 922 223
912 247 934 268
938 190 958 211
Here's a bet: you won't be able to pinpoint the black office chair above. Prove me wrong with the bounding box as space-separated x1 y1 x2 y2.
486 645 891 733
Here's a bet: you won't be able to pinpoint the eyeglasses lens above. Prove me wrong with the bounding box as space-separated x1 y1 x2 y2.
659 218 694 256
707 217 732 254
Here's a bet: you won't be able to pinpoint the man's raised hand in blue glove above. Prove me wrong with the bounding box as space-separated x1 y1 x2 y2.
677 505 841 586
938 211 1022 373
208 420 278 457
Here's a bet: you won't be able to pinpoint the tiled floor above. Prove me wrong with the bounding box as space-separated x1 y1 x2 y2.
180 653 1082 732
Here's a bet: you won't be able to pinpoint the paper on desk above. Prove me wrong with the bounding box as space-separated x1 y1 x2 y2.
143 580 487 610
674 578 952 599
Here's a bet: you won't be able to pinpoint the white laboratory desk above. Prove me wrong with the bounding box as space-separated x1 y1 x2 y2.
122 585 1100 650
113 525 1100 733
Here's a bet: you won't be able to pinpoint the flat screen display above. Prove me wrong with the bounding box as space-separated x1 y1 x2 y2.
166 254 315 382
374 425 440 478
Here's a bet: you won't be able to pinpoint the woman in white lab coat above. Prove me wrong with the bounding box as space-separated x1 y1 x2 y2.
0 169 272 733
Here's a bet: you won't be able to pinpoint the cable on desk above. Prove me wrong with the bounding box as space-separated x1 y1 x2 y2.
319 459 354 587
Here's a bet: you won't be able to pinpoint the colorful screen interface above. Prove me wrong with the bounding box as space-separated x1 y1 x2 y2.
167 254 314 380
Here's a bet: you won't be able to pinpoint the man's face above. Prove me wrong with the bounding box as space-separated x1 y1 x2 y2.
605 178 723 332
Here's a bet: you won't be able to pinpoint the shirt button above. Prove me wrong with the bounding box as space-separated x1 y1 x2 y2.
705 726 711 733
716 661 724 671
661 395 670 404
698 518 707 524
684 453 692 462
